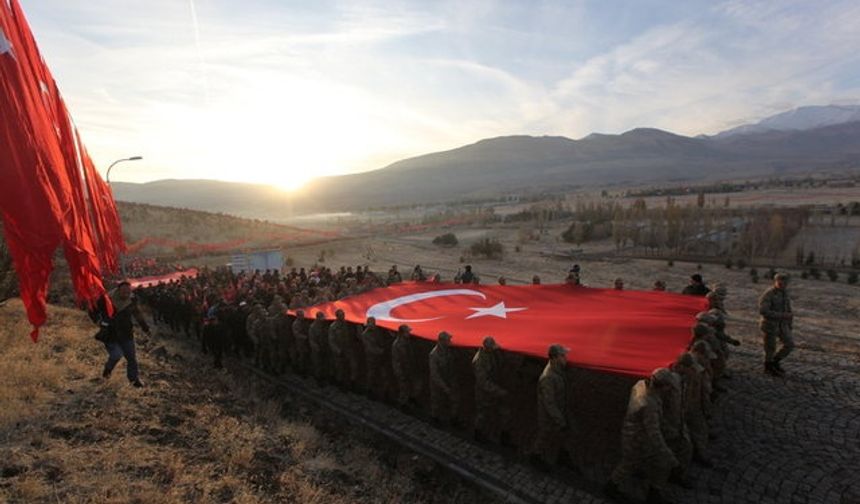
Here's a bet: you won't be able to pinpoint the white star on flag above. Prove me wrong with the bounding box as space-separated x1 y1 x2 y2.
465 301 527 320
0 28 13 57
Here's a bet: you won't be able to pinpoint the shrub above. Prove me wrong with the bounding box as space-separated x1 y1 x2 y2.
667 259 674 267
809 268 821 280
826 269 838 282
848 271 858 285
724 259 733 269
801 270 809 279
750 268 759 283
736 258 747 270
432 233 458 247
470 238 504 259
696 264 702 270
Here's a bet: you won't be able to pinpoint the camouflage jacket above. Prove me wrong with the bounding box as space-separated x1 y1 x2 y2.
537 362 568 428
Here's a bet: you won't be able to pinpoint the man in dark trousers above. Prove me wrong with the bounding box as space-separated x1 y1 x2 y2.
98 281 150 387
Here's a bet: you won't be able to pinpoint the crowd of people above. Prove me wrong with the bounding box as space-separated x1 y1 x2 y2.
95 260 795 504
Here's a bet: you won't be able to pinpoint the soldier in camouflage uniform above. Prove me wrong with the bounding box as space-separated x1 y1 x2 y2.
257 304 277 372
328 309 350 386
309 311 330 381
672 351 712 467
472 336 510 444
246 303 266 367
268 296 288 373
605 368 679 504
695 313 726 381
361 317 387 398
291 309 310 375
658 368 694 487
428 331 459 425
759 273 794 377
391 324 420 409
530 344 571 468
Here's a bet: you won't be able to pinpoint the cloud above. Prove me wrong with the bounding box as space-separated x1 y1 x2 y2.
20 0 860 186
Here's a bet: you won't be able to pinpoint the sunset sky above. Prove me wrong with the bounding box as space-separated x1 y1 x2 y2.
23 0 860 190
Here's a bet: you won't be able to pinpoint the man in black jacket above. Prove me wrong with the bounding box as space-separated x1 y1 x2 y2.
100 281 151 387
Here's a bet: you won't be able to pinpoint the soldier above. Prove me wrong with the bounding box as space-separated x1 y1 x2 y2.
472 336 510 444
691 338 717 420
695 314 726 382
257 305 277 372
653 280 667 291
706 284 728 314
387 265 403 285
291 309 310 375
428 331 459 425
530 344 570 468
532 275 541 285
672 352 711 467
657 368 694 488
309 311 330 381
268 296 288 373
328 309 350 386
614 277 624 290
759 273 794 377
361 317 387 398
246 303 266 367
391 324 420 409
605 369 679 504
682 274 710 296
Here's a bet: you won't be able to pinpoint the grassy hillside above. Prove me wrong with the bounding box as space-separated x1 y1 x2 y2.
0 299 489 503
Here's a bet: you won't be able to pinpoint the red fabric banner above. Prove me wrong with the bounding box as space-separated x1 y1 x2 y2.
295 283 708 377
0 0 124 340
128 268 199 289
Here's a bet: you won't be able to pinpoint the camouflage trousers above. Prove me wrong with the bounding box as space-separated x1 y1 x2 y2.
474 394 510 441
531 420 566 465
292 339 310 374
687 411 709 460
309 345 328 380
666 432 693 478
430 382 459 421
394 371 421 406
763 327 794 363
365 356 385 395
611 452 676 501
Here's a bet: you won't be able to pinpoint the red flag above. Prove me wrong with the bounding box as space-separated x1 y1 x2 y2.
0 0 124 340
294 283 708 377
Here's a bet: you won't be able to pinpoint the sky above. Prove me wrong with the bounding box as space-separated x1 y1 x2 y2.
21 0 860 190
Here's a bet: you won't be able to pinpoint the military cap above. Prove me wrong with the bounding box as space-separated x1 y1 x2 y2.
693 323 714 338
774 273 789 282
398 324 412 333
438 331 452 341
692 340 717 360
651 367 675 386
482 336 499 349
548 344 569 358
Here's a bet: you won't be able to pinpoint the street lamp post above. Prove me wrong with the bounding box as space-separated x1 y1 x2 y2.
106 156 142 184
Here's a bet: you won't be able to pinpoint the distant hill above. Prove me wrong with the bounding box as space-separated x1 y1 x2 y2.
113 118 860 217
713 104 860 138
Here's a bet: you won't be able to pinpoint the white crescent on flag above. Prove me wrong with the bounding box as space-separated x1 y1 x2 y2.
366 288 487 323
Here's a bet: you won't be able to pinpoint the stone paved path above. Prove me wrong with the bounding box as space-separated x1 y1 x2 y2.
220 337 860 503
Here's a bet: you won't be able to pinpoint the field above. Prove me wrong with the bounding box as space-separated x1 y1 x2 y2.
0 300 492 503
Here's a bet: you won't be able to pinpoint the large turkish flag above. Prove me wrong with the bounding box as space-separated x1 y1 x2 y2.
295 282 708 377
1 0 124 340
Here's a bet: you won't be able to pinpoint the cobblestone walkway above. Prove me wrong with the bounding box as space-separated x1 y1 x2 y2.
235 344 859 504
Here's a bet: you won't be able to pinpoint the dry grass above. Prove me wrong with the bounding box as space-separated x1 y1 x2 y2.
0 299 491 504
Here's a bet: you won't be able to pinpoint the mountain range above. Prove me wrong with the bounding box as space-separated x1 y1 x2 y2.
112 105 860 218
